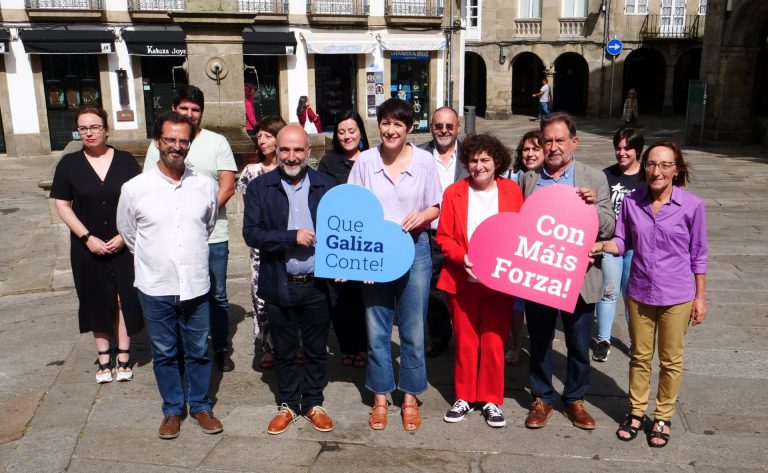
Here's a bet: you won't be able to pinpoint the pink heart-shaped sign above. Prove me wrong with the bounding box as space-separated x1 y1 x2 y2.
467 184 599 313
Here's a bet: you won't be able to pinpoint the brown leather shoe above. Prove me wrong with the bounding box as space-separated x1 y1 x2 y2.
267 405 297 435
565 400 596 430
525 398 553 429
194 410 223 434
304 406 334 432
158 415 181 439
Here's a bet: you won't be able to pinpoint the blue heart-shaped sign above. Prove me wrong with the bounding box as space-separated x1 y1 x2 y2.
314 184 415 282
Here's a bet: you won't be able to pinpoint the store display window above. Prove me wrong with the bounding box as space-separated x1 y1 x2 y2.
390 51 430 133
141 56 187 138
244 55 281 123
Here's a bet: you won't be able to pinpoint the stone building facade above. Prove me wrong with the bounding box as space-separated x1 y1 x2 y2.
0 0 461 157
463 0 707 120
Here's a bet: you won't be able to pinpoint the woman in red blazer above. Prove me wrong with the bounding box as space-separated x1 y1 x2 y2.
436 133 524 428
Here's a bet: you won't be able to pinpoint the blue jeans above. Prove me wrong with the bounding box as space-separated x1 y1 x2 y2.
138 291 212 416
363 232 431 395
208 241 230 353
525 296 593 406
595 250 633 342
538 101 550 120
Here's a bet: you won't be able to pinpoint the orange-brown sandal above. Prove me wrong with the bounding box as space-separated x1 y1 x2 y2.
369 401 389 430
401 400 421 432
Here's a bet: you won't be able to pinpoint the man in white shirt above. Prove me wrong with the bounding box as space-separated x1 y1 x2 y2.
418 107 468 358
533 77 551 121
144 85 238 372
117 112 222 440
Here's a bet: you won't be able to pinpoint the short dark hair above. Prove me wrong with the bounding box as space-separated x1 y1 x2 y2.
332 110 370 154
639 140 690 187
458 133 512 178
540 112 577 138
173 85 205 111
376 98 414 129
75 106 109 131
613 127 644 156
152 111 196 142
513 129 541 173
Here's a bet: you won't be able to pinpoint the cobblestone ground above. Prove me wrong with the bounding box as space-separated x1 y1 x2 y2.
0 115 766 472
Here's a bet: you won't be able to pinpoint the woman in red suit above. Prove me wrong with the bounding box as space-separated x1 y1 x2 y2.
436 133 524 428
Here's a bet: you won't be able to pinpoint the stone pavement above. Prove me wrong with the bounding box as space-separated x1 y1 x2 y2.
0 115 767 472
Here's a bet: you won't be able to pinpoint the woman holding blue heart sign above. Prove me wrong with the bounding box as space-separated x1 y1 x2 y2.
436 133 524 428
348 98 442 432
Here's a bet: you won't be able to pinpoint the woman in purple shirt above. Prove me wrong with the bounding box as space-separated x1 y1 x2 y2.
348 98 441 432
592 141 708 448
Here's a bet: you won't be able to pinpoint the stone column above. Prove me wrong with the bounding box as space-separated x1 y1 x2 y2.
661 63 675 115
171 1 257 164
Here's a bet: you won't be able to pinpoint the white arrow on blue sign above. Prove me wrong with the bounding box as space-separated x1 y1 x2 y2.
606 38 623 56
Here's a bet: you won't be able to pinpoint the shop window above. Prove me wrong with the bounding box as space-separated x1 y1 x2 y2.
625 0 647 15
244 56 280 123
562 0 587 17
517 0 540 18
41 54 102 151
140 56 187 138
466 0 481 40
390 51 430 133
315 55 357 132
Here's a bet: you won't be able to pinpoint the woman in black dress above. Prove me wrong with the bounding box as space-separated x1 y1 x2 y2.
50 107 143 384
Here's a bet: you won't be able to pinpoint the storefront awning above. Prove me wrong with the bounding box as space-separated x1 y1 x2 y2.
301 32 377 55
378 32 446 51
123 27 185 57
0 29 10 54
19 27 114 54
242 29 296 55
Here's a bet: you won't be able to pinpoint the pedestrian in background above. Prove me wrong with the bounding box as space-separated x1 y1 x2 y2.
297 96 322 134
532 77 551 120
622 89 639 127
244 83 259 139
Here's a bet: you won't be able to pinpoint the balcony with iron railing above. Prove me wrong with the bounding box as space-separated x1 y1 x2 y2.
385 0 443 25
559 17 586 37
640 14 702 40
307 0 369 25
514 18 541 38
128 0 185 11
240 0 289 14
26 0 104 19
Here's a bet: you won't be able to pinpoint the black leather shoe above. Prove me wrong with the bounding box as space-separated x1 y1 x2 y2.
426 342 449 358
215 351 235 372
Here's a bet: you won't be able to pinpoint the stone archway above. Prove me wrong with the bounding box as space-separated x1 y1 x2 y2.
673 48 701 115
464 51 487 117
510 52 545 116
623 48 666 115
553 52 588 115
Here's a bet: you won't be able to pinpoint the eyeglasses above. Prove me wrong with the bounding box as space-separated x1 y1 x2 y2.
432 123 456 132
643 161 676 172
77 125 104 134
159 137 192 149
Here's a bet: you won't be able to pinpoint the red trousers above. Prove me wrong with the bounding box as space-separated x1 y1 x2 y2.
448 285 514 405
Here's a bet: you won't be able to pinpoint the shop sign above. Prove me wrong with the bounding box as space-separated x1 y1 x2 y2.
365 65 385 117
390 50 430 61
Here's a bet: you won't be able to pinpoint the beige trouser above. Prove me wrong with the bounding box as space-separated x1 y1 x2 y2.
627 298 693 421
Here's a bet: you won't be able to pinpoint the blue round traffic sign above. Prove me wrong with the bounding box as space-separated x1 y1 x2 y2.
606 38 623 56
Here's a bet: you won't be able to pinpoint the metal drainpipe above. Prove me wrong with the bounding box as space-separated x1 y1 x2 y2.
446 0 454 108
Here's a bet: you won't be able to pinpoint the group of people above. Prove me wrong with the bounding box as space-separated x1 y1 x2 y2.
51 84 707 448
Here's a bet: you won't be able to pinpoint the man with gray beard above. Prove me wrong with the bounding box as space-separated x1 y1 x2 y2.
242 124 337 435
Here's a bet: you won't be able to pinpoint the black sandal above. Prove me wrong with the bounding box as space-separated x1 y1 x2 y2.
94 349 113 384
616 414 646 441
114 348 133 382
647 419 671 448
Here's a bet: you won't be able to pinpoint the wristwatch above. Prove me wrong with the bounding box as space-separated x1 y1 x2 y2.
79 232 91 243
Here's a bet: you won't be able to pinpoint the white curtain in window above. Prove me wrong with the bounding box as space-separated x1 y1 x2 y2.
626 0 648 14
518 0 541 18
562 0 586 17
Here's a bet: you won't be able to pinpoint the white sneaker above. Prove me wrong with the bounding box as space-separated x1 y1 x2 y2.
96 369 113 384
482 403 506 428
115 368 133 382
443 399 473 423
